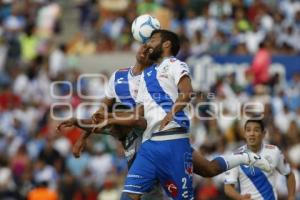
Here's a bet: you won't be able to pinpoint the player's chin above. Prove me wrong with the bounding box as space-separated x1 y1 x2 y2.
247 139 258 146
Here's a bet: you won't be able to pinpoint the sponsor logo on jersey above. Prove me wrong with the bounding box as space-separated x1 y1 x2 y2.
159 75 169 79
165 180 178 198
117 77 125 84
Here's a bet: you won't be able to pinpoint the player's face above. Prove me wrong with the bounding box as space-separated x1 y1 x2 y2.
244 122 264 147
146 32 163 61
136 44 147 61
136 44 151 66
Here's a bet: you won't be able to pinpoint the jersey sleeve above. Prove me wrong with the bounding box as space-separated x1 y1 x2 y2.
276 149 291 176
136 73 145 104
104 71 116 99
170 60 191 86
224 167 239 185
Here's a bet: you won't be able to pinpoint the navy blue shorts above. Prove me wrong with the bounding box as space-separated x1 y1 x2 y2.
123 137 194 200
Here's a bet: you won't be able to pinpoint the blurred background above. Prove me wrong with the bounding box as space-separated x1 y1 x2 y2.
0 0 299 200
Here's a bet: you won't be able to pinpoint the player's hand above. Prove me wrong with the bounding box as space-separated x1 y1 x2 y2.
72 137 87 158
92 111 107 124
159 112 173 131
239 194 251 200
56 118 77 133
91 111 108 133
93 119 110 132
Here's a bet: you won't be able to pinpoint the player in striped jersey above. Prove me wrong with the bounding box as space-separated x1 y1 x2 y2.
57 43 272 200
96 30 272 200
57 45 165 200
224 119 296 200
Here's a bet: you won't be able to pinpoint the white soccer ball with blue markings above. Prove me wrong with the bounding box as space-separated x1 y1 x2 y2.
131 14 161 43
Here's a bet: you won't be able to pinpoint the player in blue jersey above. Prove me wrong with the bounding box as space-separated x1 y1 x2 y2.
224 119 296 200
57 45 165 200
58 40 271 200
105 29 272 200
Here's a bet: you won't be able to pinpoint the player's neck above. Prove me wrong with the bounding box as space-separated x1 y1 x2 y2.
132 63 144 75
247 144 262 153
157 53 173 65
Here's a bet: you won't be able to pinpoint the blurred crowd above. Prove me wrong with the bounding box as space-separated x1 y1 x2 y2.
0 0 299 200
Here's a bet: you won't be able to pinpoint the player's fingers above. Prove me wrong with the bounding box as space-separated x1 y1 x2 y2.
91 126 97 133
56 124 64 133
244 194 251 200
72 146 81 158
159 122 166 131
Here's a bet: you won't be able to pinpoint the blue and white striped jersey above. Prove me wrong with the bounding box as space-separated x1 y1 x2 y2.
136 57 191 141
104 66 142 163
224 144 291 200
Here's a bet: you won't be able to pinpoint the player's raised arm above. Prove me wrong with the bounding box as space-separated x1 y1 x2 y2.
92 104 145 130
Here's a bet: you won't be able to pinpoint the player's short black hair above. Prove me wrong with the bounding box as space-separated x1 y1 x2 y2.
151 29 180 56
244 119 265 132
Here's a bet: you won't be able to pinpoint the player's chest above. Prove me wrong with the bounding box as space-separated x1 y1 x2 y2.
128 76 141 98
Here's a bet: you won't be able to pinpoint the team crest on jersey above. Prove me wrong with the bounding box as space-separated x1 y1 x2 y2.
162 65 169 73
184 152 193 177
165 180 178 198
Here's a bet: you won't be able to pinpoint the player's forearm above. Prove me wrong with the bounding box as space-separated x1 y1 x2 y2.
75 119 97 132
192 151 222 177
286 172 296 199
106 105 144 119
224 185 243 200
170 93 192 115
80 131 92 140
107 117 147 128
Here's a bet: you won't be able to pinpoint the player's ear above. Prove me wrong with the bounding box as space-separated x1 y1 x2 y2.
162 40 171 49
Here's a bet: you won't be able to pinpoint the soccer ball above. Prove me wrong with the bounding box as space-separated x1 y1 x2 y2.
131 14 161 43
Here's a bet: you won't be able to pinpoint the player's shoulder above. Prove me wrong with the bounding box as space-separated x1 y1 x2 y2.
233 145 247 154
116 67 131 72
263 144 280 154
164 57 188 67
264 144 277 149
111 67 131 77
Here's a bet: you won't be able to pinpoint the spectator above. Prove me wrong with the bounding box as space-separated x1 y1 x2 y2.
49 43 68 78
248 41 271 85
27 181 58 200
19 23 39 62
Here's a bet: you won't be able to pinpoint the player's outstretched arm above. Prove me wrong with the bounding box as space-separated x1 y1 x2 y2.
286 172 296 200
192 150 223 177
224 184 251 200
192 149 272 177
106 115 147 128
56 118 96 133
93 104 145 128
